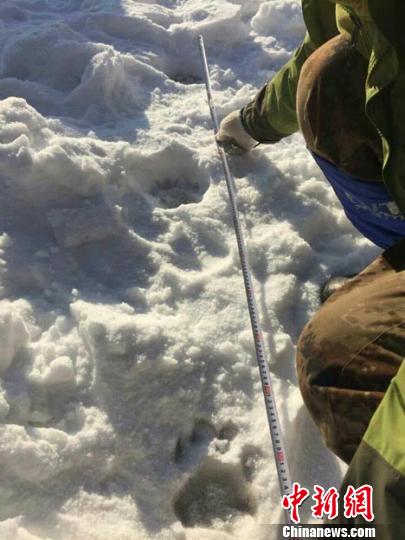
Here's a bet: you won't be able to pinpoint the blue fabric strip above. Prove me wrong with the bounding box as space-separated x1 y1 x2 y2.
311 152 405 249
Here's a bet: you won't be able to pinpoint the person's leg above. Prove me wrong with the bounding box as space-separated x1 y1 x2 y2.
296 249 405 464
333 361 405 529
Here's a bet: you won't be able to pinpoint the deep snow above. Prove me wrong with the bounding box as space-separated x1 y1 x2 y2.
0 1 381 539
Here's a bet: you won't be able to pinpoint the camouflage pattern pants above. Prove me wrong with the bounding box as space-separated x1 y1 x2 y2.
297 243 405 464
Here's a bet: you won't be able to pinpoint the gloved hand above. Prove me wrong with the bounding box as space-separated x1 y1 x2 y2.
216 110 258 155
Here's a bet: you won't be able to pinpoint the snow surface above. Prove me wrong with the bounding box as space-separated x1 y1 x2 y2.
0 1 381 539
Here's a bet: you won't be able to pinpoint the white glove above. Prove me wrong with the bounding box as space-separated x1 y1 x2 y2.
216 110 258 155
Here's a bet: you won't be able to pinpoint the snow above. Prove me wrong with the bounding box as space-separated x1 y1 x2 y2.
0 1 380 539
0 300 30 372
251 0 304 40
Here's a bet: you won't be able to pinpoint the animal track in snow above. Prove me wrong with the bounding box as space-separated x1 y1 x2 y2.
171 73 203 85
240 444 264 482
132 141 210 209
174 419 238 467
173 457 257 527
149 176 204 209
173 419 256 527
218 420 239 442
174 419 219 468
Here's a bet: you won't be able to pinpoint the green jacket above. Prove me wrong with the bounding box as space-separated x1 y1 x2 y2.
242 0 405 215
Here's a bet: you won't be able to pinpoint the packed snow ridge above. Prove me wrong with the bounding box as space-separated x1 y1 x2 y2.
0 1 378 539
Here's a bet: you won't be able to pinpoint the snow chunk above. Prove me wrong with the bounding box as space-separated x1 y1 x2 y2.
0 99 117 201
71 300 162 358
0 518 41 540
0 300 30 372
42 356 75 385
0 384 10 419
0 424 67 482
252 0 304 42
66 48 165 120
48 204 124 248
0 406 113 483
249 221 315 276
171 1 248 47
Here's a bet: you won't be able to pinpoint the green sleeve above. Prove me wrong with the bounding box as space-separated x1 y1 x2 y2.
241 33 317 143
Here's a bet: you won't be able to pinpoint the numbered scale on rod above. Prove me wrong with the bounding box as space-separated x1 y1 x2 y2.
198 35 293 525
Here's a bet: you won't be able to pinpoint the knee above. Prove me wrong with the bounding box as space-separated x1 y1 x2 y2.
296 314 342 391
295 314 362 464
296 313 386 464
